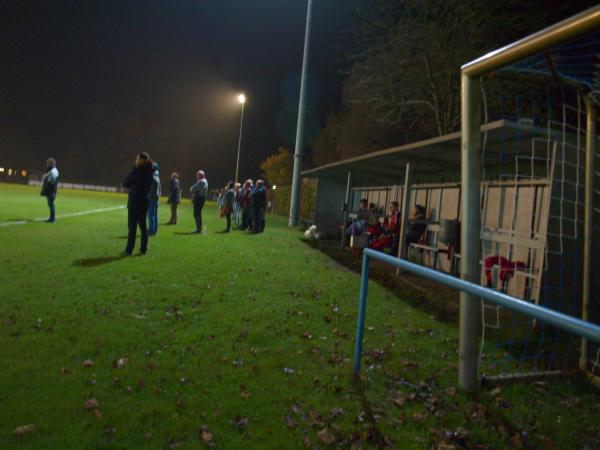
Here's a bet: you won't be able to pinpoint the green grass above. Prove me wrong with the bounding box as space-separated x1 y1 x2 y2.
0 182 598 449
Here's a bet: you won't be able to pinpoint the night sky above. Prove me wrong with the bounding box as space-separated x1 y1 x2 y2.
0 0 352 187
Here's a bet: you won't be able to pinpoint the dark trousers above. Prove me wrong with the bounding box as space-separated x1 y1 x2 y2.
126 205 149 254
193 196 206 232
241 207 250 230
252 206 264 233
46 195 56 222
225 211 232 231
169 202 178 224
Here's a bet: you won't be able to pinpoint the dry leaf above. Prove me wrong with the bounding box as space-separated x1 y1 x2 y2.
116 357 128 368
200 426 213 446
318 428 336 445
83 359 94 368
13 424 35 436
284 414 298 428
93 409 102 420
231 416 249 430
84 399 99 410
393 397 406 407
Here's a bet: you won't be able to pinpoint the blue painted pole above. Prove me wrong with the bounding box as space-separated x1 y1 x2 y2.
353 252 370 375
352 248 600 379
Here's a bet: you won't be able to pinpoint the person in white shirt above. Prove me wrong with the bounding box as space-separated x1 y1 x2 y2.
40 158 59 223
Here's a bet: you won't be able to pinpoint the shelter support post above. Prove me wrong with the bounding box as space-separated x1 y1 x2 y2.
580 96 596 371
341 171 352 249
396 163 412 275
459 74 482 391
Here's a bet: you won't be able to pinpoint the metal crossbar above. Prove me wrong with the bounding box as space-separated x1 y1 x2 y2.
353 248 600 383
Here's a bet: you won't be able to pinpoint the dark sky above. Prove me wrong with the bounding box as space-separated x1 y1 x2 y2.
0 0 352 186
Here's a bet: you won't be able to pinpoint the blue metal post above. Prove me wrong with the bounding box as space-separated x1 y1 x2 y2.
353 252 370 375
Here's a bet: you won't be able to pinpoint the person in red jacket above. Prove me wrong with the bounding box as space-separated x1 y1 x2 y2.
369 201 401 255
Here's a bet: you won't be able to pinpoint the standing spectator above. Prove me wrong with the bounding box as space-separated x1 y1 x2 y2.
122 152 154 255
166 172 181 225
40 158 59 223
250 179 266 233
233 182 242 229
147 162 161 236
240 179 253 230
190 170 208 234
221 181 235 233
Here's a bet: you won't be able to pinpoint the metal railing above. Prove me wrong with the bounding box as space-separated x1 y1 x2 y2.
353 248 600 388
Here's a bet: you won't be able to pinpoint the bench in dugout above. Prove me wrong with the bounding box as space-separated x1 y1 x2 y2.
407 219 460 275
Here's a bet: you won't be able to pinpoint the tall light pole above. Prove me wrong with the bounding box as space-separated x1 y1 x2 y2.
288 0 313 226
235 93 246 183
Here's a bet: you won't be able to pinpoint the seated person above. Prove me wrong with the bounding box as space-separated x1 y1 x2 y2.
370 201 401 254
405 204 427 251
346 198 370 236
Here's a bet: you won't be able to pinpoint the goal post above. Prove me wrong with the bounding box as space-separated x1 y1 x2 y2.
459 5 600 390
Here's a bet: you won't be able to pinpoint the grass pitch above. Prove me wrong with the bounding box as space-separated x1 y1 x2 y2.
0 183 598 449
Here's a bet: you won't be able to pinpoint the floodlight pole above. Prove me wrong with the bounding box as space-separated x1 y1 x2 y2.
580 96 596 371
235 100 245 184
289 0 314 226
459 74 482 392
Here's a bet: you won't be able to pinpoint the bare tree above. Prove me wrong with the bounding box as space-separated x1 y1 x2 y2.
344 0 540 137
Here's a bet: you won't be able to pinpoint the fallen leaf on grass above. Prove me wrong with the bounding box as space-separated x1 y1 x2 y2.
318 428 336 445
284 414 298 428
329 408 344 419
115 357 128 368
83 359 94 368
393 397 406 407
84 399 99 410
60 367 70 375
199 426 213 446
231 416 249 430
444 387 457 397
93 409 102 420
13 424 35 436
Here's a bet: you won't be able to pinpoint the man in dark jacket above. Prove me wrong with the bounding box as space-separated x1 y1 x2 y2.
40 158 59 223
122 152 154 255
249 179 266 233
166 172 181 225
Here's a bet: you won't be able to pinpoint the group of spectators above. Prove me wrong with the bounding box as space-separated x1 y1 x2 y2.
216 179 267 233
345 198 427 256
121 152 269 256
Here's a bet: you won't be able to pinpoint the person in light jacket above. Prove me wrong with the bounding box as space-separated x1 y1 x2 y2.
40 158 59 223
166 172 181 225
147 162 161 236
190 170 208 234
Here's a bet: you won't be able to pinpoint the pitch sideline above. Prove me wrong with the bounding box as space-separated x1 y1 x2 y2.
0 205 126 228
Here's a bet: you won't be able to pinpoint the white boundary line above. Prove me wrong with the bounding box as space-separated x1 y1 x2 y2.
0 205 126 228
